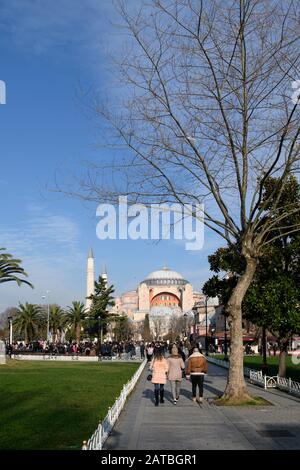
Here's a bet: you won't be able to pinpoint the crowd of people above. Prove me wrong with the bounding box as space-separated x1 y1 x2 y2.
6 339 148 360
6 340 97 356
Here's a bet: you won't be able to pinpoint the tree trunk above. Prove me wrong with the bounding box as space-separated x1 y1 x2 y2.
222 256 258 403
278 340 288 378
76 325 81 345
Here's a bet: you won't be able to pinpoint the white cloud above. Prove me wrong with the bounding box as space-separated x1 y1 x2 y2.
0 205 86 311
0 206 80 256
0 1 102 49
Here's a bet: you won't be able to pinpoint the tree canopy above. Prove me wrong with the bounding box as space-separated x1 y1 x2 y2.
86 276 115 340
0 248 33 288
203 176 300 376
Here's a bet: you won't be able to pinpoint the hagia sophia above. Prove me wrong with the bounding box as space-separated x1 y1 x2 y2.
84 249 268 349
84 249 218 339
85 249 202 318
113 267 203 321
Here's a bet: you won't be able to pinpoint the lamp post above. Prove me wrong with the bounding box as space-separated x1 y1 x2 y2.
211 327 216 353
223 274 231 360
191 304 199 343
204 296 209 356
97 316 104 352
8 316 13 346
261 326 268 374
97 316 101 353
193 300 209 353
224 312 228 359
42 290 50 342
183 313 188 340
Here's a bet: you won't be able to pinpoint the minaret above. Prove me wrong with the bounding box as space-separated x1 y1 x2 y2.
85 248 95 311
101 264 108 288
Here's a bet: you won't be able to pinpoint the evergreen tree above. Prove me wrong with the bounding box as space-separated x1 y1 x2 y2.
142 313 151 342
86 276 115 347
113 314 133 342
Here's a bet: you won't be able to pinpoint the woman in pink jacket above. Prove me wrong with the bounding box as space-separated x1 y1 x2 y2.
150 348 169 406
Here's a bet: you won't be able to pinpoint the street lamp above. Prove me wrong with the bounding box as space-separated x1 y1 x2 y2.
97 316 104 348
223 274 230 360
193 300 211 352
183 313 188 339
42 290 50 342
204 296 209 356
261 326 268 374
7 316 13 346
191 304 199 342
224 312 228 359
211 327 216 353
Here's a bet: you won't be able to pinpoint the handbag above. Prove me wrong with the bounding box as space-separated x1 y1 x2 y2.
147 374 153 381
182 369 186 379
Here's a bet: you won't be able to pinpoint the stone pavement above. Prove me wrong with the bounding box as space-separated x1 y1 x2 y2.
104 362 300 450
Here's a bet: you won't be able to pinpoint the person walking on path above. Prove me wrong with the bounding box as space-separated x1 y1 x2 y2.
150 348 169 406
146 343 154 362
140 342 145 359
177 345 186 362
186 346 208 403
167 345 185 405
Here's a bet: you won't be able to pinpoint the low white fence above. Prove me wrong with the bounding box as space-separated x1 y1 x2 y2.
82 359 147 450
249 369 277 389
207 357 230 369
11 354 143 363
207 356 300 398
276 376 300 397
12 354 100 362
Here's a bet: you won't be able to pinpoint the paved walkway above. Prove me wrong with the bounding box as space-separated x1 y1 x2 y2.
105 362 300 450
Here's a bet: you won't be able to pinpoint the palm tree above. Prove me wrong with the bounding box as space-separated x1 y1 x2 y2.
0 248 33 287
14 303 42 343
64 301 86 344
49 305 65 343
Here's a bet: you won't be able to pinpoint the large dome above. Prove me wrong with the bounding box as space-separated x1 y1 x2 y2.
142 267 188 286
146 267 183 280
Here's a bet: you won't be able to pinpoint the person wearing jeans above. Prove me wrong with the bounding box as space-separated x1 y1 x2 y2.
186 346 208 403
150 348 169 406
191 374 204 399
167 344 185 405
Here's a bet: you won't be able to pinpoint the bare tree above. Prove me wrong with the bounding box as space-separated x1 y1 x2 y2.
168 314 192 341
151 316 166 340
168 314 183 342
77 0 300 403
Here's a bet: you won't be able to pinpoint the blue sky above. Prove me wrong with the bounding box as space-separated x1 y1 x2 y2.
0 0 221 312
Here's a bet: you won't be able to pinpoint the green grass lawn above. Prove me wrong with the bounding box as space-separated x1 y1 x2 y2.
213 354 300 382
0 360 139 450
